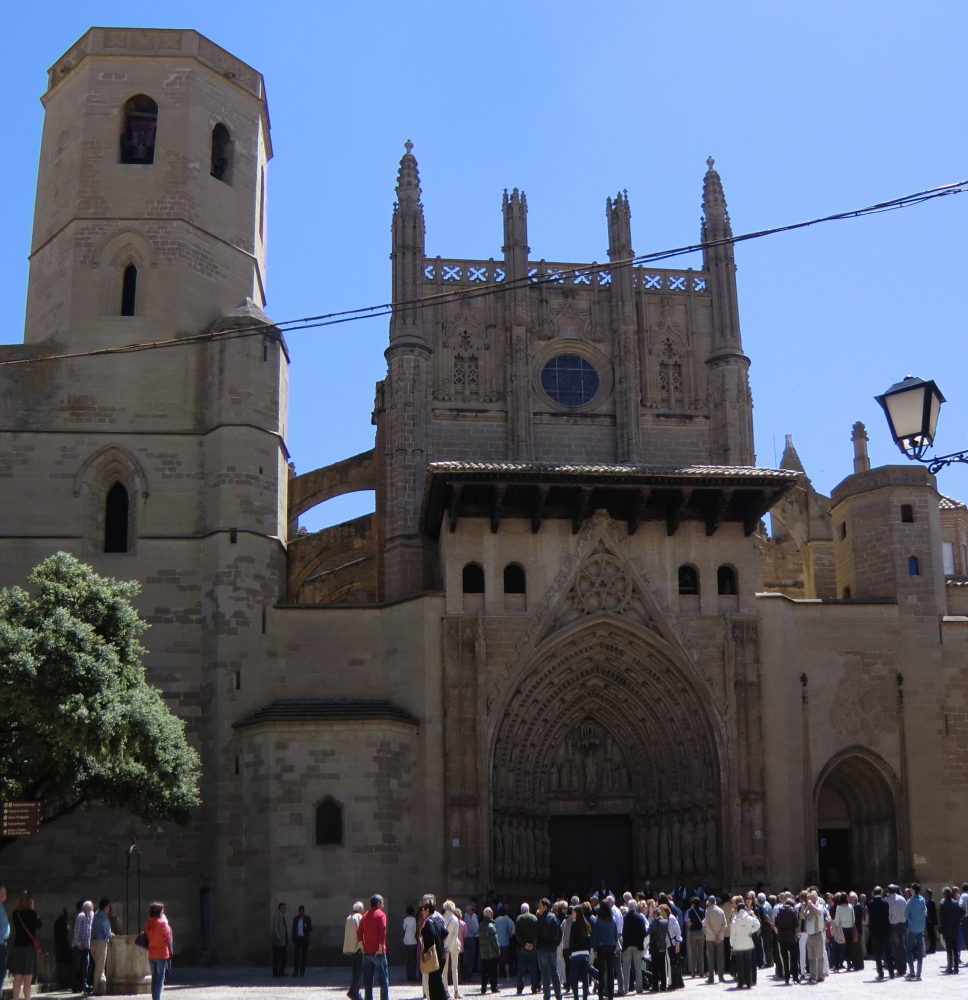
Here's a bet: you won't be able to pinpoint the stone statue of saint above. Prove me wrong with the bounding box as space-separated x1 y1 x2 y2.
584 751 598 792
493 821 504 877
671 818 682 874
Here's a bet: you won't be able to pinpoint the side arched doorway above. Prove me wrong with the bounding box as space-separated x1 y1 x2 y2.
489 618 725 899
815 748 905 892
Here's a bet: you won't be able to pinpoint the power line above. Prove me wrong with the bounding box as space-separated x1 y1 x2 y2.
1 176 965 369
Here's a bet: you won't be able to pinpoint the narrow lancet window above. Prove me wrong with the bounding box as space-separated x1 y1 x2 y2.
104 482 130 552
121 265 137 316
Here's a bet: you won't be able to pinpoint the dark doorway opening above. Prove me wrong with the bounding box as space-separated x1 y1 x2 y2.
549 815 632 899
818 828 851 892
199 887 212 954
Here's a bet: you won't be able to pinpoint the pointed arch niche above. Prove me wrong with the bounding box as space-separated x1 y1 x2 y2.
96 230 157 318
73 445 149 556
489 617 725 895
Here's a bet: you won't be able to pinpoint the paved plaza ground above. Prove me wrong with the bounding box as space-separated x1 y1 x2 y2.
30 950 960 1000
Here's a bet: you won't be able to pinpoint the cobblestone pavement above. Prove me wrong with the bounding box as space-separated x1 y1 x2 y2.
35 950 961 1000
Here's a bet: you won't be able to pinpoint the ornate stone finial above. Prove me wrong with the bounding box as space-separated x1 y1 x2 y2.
852 420 871 473
404 139 413 154
706 156 715 169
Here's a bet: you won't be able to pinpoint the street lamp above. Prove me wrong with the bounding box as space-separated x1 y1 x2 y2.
875 375 968 473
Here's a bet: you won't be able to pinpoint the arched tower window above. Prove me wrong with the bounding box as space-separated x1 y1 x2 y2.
462 563 485 594
120 265 138 316
315 798 343 846
104 482 130 553
908 555 920 576
120 95 158 164
717 565 737 596
678 565 699 595
504 564 526 594
211 123 232 182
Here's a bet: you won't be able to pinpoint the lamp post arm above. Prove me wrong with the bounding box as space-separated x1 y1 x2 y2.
909 450 968 475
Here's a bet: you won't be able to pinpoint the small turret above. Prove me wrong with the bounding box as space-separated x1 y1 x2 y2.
852 421 871 473
780 434 806 473
606 191 640 464
702 158 753 465
503 189 532 460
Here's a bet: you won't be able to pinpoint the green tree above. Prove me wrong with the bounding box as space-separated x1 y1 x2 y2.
0 552 200 841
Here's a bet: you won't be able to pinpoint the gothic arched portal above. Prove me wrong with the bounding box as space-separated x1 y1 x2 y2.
814 747 905 892
489 619 724 897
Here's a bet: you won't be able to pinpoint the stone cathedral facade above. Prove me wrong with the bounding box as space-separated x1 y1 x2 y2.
1 27 966 966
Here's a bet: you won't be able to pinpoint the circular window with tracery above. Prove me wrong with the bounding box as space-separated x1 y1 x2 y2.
576 553 632 613
541 353 599 407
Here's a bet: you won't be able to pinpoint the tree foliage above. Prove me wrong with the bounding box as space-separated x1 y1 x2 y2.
0 552 201 832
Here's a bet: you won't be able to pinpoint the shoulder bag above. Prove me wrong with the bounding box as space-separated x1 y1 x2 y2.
17 913 41 955
420 923 441 975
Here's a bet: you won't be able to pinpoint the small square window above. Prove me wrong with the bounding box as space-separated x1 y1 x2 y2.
901 504 914 523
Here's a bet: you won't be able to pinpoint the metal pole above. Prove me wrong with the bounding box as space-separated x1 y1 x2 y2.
137 848 142 928
126 846 132 936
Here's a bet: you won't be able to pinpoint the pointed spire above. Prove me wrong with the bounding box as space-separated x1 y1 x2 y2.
606 190 633 262
780 433 805 473
394 140 422 215
701 155 732 244
390 141 426 336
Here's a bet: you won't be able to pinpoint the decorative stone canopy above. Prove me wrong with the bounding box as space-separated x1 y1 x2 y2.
421 461 798 539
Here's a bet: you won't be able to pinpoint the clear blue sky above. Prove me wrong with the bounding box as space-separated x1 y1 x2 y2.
4 1 968 530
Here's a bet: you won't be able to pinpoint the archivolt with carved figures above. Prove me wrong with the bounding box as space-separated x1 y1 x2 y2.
489 617 726 890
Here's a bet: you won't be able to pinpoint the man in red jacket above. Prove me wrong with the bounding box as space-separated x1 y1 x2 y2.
358 895 389 1000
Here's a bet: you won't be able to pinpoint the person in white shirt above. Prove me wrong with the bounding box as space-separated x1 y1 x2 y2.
729 900 760 989
403 906 419 983
463 904 480 983
344 902 365 1000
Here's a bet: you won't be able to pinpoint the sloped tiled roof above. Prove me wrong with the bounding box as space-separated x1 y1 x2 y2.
939 494 967 510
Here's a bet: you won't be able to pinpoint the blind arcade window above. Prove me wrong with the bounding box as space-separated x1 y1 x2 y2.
462 563 485 593
717 565 737 595
504 564 526 594
678 565 699 595
541 354 599 407
315 799 343 846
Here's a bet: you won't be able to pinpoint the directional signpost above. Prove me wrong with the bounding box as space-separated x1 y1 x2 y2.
2 802 42 836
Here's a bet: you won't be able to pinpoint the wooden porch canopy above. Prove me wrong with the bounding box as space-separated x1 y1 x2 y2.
421 461 799 539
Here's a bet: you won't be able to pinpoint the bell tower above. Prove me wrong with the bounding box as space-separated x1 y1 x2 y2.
25 28 272 348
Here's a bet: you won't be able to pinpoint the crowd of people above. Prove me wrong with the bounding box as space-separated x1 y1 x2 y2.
341 880 968 1000
0 888 173 1000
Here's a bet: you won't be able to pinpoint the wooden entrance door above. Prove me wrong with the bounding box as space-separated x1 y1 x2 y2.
549 815 632 899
